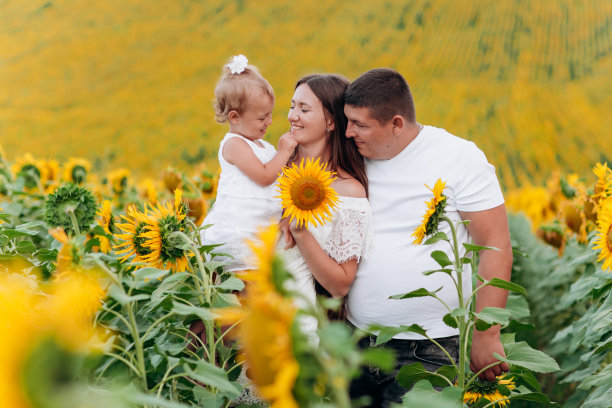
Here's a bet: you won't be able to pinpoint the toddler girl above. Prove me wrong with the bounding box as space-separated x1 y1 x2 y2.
201 55 296 271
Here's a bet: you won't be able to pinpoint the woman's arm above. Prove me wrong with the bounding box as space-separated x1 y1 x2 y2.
289 222 357 298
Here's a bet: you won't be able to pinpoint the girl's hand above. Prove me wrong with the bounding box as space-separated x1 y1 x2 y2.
278 132 297 154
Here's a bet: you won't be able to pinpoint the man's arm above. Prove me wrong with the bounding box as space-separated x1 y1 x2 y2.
459 204 513 381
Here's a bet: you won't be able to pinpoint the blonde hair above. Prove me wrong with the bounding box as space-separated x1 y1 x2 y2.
213 63 275 123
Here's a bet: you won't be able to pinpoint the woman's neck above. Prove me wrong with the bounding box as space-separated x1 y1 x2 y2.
295 140 329 164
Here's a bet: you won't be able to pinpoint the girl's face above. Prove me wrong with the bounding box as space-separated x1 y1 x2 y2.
288 84 332 147
229 92 273 140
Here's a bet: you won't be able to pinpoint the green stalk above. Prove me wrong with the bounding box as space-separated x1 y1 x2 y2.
126 300 148 389
66 206 81 236
443 215 467 387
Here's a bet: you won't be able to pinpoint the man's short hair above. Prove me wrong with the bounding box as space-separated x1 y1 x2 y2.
345 68 416 124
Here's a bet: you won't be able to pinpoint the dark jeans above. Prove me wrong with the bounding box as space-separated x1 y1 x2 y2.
349 332 459 408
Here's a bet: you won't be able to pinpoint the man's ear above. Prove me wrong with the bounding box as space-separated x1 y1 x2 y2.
228 110 239 123
391 115 404 134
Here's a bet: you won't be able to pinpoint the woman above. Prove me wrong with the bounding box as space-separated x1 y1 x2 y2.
281 74 373 329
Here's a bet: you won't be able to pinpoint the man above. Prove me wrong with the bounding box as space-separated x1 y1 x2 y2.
344 68 513 406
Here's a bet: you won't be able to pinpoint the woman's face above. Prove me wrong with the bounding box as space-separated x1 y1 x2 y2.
288 83 331 146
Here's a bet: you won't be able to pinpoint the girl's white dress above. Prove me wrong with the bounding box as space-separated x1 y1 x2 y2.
280 196 374 334
201 133 281 271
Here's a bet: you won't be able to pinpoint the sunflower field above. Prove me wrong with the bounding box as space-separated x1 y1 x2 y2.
1 0 612 407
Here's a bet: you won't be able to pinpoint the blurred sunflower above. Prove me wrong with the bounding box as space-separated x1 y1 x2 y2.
186 196 208 226
506 185 554 231
138 177 158 205
0 267 107 408
412 179 447 245
95 200 115 253
219 224 299 408
193 164 218 197
11 153 44 191
41 159 61 193
107 168 131 196
593 162 612 202
62 157 91 185
464 374 515 407
114 204 153 267
139 193 190 273
162 167 183 193
593 197 612 271
277 157 339 229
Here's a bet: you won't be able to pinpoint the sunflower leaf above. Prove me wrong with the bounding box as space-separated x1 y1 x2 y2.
424 232 449 245
431 250 453 267
495 341 560 373
389 287 443 300
374 324 428 345
399 380 464 407
485 278 528 297
423 268 453 276
463 243 499 253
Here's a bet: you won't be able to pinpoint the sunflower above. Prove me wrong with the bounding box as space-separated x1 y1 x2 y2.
95 200 115 253
593 162 612 200
45 183 99 235
62 157 91 185
162 167 183 193
219 224 299 408
506 185 554 231
107 168 131 196
277 157 339 229
593 197 612 271
11 153 44 190
139 200 190 272
114 204 153 266
138 177 158 205
412 179 448 245
464 374 515 407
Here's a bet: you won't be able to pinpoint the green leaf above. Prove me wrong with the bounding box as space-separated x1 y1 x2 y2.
389 287 442 300
486 278 528 297
108 284 150 305
400 380 463 407
214 276 244 291
36 248 58 262
15 221 45 235
2 229 31 238
442 313 458 329
495 342 560 373
396 363 455 389
361 348 396 371
132 267 171 285
374 324 428 345
463 242 498 253
431 250 453 267
508 392 554 404
473 307 511 326
183 360 241 396
579 363 612 390
171 301 218 321
450 307 469 318
424 232 449 245
16 240 37 254
423 268 453 276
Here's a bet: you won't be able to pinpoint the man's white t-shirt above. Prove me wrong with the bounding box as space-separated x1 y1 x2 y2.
346 125 504 340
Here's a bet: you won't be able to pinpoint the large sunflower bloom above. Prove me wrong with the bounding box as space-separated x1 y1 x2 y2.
593 197 612 271
139 201 190 272
277 157 339 229
219 224 299 408
464 374 515 407
114 204 153 266
412 179 447 245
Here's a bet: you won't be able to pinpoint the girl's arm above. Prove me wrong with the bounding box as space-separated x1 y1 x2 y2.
222 133 296 186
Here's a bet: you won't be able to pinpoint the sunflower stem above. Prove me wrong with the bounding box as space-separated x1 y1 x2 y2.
126 300 148 389
442 214 467 388
66 206 81 236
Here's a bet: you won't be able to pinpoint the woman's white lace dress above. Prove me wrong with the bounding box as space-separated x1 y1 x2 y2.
280 196 374 333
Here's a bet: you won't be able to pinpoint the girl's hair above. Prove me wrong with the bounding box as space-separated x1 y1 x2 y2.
213 63 274 123
295 74 368 196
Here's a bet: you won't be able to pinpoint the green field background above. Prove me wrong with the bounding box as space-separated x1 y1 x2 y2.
2 0 611 190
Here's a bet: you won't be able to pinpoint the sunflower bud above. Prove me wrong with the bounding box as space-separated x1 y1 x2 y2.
45 183 98 235
163 167 183 193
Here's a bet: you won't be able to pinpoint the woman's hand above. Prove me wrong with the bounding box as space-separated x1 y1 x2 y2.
279 216 296 249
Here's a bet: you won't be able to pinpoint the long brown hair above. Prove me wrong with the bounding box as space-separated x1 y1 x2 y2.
295 74 368 196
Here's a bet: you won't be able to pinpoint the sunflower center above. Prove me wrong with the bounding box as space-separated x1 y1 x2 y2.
606 224 612 252
290 177 325 210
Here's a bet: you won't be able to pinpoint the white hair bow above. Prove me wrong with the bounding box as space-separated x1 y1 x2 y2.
227 54 248 74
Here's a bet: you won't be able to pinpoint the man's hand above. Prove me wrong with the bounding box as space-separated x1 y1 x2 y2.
470 327 510 381
279 217 296 249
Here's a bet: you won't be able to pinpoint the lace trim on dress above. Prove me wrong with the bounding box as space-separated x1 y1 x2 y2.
323 203 374 264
